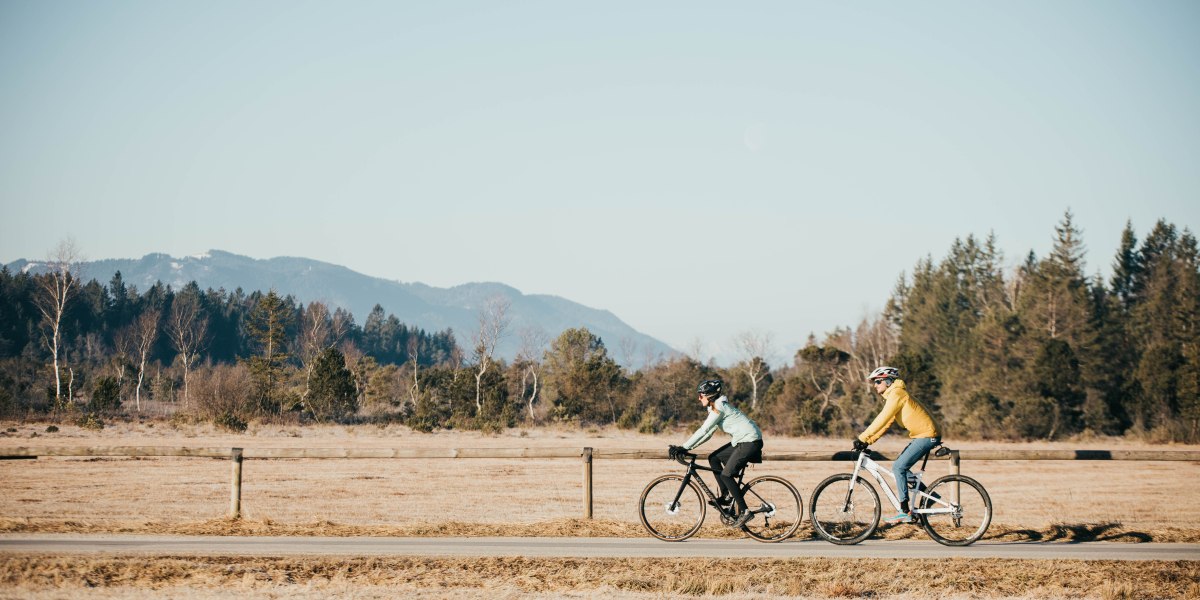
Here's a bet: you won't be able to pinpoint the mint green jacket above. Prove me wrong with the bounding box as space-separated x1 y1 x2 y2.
682 398 762 450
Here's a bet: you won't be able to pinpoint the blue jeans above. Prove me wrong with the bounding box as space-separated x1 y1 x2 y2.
893 437 939 508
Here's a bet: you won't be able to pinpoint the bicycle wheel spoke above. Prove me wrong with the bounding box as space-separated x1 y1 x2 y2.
919 475 991 546
639 475 705 541
740 476 803 542
810 474 879 545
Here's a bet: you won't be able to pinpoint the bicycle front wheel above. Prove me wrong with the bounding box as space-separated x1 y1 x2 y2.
638 474 705 541
740 475 803 542
918 474 992 546
809 473 880 545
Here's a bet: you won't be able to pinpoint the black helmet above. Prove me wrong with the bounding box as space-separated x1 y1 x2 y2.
697 379 723 397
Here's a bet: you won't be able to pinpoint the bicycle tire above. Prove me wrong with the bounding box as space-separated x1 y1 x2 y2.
638 474 706 541
809 473 880 545
918 474 991 546
740 475 804 542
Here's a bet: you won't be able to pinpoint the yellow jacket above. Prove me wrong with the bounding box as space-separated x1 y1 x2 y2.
857 379 939 444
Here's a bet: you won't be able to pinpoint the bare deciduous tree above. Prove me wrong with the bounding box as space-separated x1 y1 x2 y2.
33 239 82 408
685 337 708 365
517 326 549 421
167 296 209 409
472 296 511 413
296 301 347 406
130 309 161 412
734 330 775 409
618 336 639 370
339 341 367 403
406 335 421 412
112 327 133 391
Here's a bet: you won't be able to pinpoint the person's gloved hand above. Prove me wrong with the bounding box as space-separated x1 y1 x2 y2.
852 439 869 452
668 445 682 459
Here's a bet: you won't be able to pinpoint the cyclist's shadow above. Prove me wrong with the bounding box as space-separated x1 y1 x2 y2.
989 523 1152 543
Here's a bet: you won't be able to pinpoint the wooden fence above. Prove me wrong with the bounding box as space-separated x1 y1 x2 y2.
3 446 1198 520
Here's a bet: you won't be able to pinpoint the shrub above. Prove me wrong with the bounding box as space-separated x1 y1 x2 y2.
213 411 248 432
191 364 256 428
75 413 104 430
89 376 122 413
306 348 357 422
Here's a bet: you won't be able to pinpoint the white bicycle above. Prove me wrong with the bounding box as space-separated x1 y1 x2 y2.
809 444 992 546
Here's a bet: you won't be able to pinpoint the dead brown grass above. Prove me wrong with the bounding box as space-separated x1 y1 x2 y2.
4 422 1199 541
4 516 1197 543
1 555 1197 599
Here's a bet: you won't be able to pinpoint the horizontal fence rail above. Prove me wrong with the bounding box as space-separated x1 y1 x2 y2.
3 446 1198 519
7 447 1199 460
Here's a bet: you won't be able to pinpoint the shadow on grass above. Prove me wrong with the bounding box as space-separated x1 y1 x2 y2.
987 522 1152 543
868 520 1161 542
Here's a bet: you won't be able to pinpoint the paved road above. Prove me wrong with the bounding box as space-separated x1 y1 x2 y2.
2 534 1197 561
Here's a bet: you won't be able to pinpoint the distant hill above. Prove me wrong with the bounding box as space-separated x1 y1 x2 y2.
6 250 676 367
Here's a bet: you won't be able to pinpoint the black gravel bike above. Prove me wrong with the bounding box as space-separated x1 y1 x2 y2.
638 450 803 543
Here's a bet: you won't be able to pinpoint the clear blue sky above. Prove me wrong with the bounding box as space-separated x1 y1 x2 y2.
2 1 1197 364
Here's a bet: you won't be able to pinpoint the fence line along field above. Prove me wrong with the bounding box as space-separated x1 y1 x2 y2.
3 422 1199 541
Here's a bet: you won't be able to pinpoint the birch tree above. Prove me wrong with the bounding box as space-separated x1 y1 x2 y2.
734 330 774 409
517 326 549 420
167 294 208 409
33 239 82 408
130 309 161 412
297 301 347 407
472 296 511 413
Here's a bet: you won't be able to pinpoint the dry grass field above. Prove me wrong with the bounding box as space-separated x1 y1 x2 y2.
2 421 1198 534
2 555 1198 600
2 420 1199 598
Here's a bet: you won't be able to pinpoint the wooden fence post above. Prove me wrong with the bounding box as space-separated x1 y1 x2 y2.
583 447 593 520
230 448 243 519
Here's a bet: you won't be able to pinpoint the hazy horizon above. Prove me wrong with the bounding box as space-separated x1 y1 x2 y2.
3 1 1197 363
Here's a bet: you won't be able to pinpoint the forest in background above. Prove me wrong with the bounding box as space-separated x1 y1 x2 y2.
1 211 1196 442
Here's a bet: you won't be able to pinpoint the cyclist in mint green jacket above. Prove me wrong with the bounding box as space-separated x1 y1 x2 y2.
668 379 763 528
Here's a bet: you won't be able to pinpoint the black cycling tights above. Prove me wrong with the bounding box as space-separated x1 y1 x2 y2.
707 439 764 511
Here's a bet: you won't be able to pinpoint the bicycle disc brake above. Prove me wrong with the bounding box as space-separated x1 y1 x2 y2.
758 502 776 518
664 502 680 516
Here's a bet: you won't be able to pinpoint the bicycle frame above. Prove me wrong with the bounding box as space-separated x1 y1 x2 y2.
669 454 747 517
846 451 958 518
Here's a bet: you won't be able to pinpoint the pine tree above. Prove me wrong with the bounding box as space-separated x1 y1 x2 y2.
1129 220 1180 432
543 328 624 424
1171 231 1200 441
1012 211 1097 436
243 290 294 415
306 347 357 422
1110 221 1140 312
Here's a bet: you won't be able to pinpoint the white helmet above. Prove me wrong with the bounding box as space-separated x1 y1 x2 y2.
867 366 899 382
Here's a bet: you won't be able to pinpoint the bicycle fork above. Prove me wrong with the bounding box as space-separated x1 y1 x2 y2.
842 458 865 511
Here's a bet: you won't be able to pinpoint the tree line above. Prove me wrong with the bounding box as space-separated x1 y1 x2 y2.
1 211 1197 442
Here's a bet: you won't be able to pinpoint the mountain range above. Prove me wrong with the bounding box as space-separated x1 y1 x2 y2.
5 250 676 367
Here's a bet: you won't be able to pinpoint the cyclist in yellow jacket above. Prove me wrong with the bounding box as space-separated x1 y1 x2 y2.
854 366 940 523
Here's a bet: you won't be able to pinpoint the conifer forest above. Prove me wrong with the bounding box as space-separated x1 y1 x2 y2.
1 212 1196 442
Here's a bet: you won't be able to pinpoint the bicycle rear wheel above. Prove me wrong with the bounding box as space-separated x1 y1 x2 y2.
740 475 803 542
918 474 991 546
809 473 880 545
638 474 705 541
